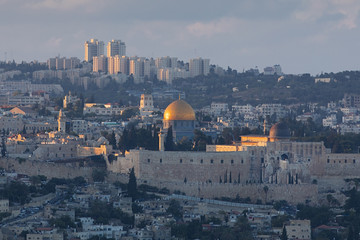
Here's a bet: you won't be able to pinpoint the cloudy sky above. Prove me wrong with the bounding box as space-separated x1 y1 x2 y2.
1 0 360 75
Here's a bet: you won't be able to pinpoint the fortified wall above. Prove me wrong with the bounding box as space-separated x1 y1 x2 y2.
139 180 318 205
108 149 263 184
0 157 94 180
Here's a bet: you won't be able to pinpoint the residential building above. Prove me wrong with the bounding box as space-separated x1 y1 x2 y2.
343 93 360 108
93 55 107 72
157 68 190 84
10 107 38 118
107 39 126 57
189 57 210 77
285 219 311 240
315 78 332 83
210 103 228 116
83 103 124 116
85 39 104 62
47 57 80 70
0 199 9 213
155 56 177 69
322 115 337 127
129 57 150 84
232 104 254 115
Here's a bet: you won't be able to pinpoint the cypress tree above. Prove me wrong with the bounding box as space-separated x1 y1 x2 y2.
164 126 174 151
127 167 137 200
281 226 288 240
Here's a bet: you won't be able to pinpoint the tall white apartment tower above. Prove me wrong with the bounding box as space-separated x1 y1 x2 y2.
107 40 126 57
129 57 150 84
84 39 104 62
155 56 178 69
93 55 107 72
189 57 210 77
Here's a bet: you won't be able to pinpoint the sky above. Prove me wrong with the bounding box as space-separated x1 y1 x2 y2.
1 0 360 75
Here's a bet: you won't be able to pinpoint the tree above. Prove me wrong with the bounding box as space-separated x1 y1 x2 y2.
167 199 182 219
263 186 269 203
1 129 6 157
281 226 288 240
106 131 117 149
49 215 76 229
127 167 138 200
348 226 354 240
92 169 107 182
164 126 175 151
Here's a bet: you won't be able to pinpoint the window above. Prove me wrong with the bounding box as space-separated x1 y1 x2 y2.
180 159 182 163
345 159 347 163
327 159 330 163
160 158 162 163
190 159 193 162
354 159 356 164
200 159 203 163
210 159 213 164
147 158 150 163
221 160 224 164
241 159 244 164
231 160 234 164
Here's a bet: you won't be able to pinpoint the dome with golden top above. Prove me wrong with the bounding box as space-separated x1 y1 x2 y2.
269 122 291 139
163 99 196 121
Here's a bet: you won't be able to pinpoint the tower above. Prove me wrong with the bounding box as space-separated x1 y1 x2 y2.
84 39 104 62
139 94 154 117
107 39 126 57
158 129 166 151
58 109 70 133
189 57 210 77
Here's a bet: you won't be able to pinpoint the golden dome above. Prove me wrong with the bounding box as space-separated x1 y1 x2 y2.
269 122 290 139
163 100 196 121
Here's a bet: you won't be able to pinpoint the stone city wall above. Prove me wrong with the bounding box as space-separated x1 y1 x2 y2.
0 157 94 180
108 149 264 184
139 178 318 205
323 153 360 177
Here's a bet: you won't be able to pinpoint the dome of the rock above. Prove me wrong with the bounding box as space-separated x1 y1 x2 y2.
163 100 196 121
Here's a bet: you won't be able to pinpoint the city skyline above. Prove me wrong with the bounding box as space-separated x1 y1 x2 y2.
1 0 360 75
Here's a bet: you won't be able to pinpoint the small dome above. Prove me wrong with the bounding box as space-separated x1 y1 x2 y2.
269 122 290 139
163 100 196 121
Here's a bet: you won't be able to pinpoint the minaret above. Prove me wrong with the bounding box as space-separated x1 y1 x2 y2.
58 109 66 133
158 129 166 151
263 119 267 135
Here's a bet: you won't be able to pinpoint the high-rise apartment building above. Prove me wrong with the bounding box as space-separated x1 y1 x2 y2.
93 55 107 72
84 39 104 62
107 39 126 57
118 55 129 75
129 57 150 84
157 68 190 85
189 57 210 77
108 55 129 75
155 56 178 69
47 57 80 70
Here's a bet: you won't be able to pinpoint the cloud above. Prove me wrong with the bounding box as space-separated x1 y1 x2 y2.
25 0 108 12
186 18 243 37
294 0 360 29
46 37 63 48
